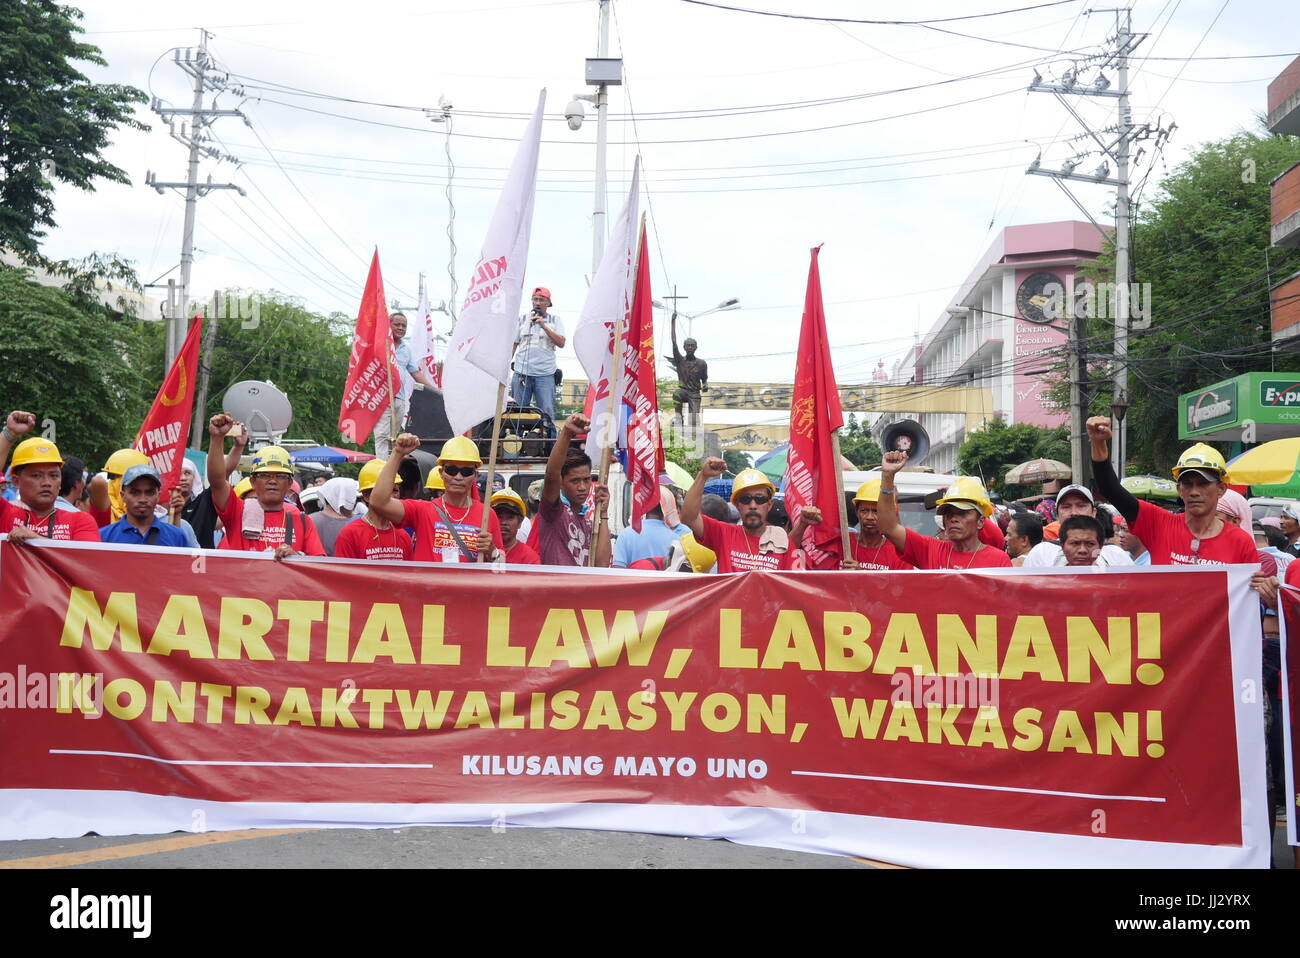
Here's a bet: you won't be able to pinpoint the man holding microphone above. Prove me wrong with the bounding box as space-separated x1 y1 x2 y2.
512 286 565 435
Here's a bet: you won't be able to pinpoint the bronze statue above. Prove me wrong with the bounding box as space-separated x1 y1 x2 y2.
668 311 708 431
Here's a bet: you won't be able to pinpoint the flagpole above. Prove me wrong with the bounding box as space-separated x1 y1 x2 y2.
385 337 399 443
478 381 508 562
830 428 852 563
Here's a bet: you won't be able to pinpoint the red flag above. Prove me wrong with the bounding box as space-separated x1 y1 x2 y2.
134 316 201 496
625 224 664 533
339 251 401 445
785 245 845 569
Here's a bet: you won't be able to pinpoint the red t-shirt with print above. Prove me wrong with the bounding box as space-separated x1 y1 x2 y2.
215 494 325 555
1130 499 1258 566
333 518 413 561
0 500 100 541
403 498 503 562
697 516 795 573
900 527 1011 570
849 536 914 571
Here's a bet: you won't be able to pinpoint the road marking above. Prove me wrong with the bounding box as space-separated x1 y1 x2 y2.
791 769 1165 803
51 748 433 768
0 828 313 869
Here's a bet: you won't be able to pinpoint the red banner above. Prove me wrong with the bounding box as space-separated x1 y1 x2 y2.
0 542 1268 866
133 316 201 495
786 246 845 570
626 224 664 532
338 251 400 445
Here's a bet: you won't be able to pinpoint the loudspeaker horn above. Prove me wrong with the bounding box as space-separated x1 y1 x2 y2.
880 419 930 465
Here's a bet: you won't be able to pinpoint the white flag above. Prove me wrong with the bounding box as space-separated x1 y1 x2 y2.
573 157 640 455
411 286 441 387
442 89 546 436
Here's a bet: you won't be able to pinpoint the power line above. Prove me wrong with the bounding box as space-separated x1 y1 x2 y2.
676 0 1077 26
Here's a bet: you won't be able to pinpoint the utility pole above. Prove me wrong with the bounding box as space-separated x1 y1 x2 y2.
1112 8 1133 474
592 0 611 274
146 29 246 373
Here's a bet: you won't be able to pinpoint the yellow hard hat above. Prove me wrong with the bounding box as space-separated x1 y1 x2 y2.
11 437 63 469
491 488 526 516
104 448 150 476
935 476 993 518
853 479 883 504
249 445 294 475
1172 442 1227 480
425 469 445 491
358 459 401 493
437 436 482 466
730 468 776 502
681 532 717 573
234 477 254 499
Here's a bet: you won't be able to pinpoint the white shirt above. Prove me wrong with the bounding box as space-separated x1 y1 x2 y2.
514 312 564 376
1023 540 1134 567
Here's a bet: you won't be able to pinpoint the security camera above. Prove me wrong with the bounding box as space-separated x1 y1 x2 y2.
565 98 585 131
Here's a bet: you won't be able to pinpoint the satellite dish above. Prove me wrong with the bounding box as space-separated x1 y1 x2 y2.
222 380 293 445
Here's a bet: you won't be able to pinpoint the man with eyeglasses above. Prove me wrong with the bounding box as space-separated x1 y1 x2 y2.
1087 417 1257 566
681 459 808 572
368 433 502 563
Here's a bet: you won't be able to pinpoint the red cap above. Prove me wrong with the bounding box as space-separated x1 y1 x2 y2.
532 286 552 302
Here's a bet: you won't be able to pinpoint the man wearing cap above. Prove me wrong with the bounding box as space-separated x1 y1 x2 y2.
875 451 1011 569
99 464 190 548
0 410 100 543
1278 505 1300 557
207 413 325 558
1020 483 1133 568
374 311 440 461
1088 417 1257 565
681 458 801 572
334 460 413 562
536 413 612 567
512 287 565 430
310 476 359 555
369 433 503 563
842 479 913 571
491 488 540 565
87 448 151 527
613 486 692 569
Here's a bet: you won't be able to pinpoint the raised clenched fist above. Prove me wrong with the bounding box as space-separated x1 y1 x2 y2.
1086 416 1112 442
394 433 421 457
5 411 36 437
209 413 235 438
880 450 908 474
699 456 726 479
563 413 590 438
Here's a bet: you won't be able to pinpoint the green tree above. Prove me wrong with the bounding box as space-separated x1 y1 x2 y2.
957 415 1070 500
722 449 751 474
0 1 148 258
838 413 883 468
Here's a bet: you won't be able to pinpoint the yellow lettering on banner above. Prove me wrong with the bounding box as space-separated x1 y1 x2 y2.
55 673 100 716
718 609 756 668
529 609 590 668
217 598 274 661
582 690 624 730
873 614 934 675
394 689 454 730
548 690 580 730
319 687 359 728
325 602 351 662
150 680 196 722
966 709 1008 749
1047 709 1092 753
583 609 667 667
936 614 997 675
455 690 494 729
199 683 232 723
1094 711 1139 756
761 611 820 670
234 686 271 724
747 694 785 734
624 691 657 731
104 677 146 720
147 595 213 658
486 607 525 667
529 692 546 728
419 605 459 665
660 691 698 731
831 697 888 739
352 604 416 664
925 704 965 745
60 588 142 653
701 692 741 732
498 691 524 729
362 688 393 728
273 687 317 726
1066 617 1131 684
280 600 325 662
1011 707 1044 751
882 702 923 742
1001 616 1064 681
823 612 872 672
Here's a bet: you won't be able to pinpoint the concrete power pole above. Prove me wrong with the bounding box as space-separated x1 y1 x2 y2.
146 29 246 373
1112 8 1133 474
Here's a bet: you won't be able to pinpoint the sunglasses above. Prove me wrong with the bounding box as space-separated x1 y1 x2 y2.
441 465 477 478
736 494 771 506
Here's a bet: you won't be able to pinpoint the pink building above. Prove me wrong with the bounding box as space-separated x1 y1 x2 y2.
875 221 1106 473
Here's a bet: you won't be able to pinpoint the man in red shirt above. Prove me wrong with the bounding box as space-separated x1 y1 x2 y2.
333 459 413 562
681 459 797 573
0 411 99 543
207 414 325 557
842 478 912 571
1087 417 1257 566
876 451 1011 570
369 433 503 563
492 488 540 565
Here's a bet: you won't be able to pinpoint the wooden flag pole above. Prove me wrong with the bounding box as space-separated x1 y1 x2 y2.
478 381 508 562
830 428 852 564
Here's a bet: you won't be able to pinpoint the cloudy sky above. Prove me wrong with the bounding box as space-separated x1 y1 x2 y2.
43 0 1293 425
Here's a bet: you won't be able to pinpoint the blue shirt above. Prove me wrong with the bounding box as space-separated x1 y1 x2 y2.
394 340 420 403
514 312 564 376
613 518 691 569
100 515 190 548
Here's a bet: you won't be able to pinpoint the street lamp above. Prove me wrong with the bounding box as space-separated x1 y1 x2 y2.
652 297 741 337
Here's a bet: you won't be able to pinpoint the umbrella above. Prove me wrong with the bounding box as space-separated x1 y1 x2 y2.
1121 474 1180 501
1003 458 1072 485
290 445 376 463
1226 438 1300 486
753 443 855 484
661 461 693 488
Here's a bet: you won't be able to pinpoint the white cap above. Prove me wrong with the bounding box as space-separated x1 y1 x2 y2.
1055 484 1095 505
